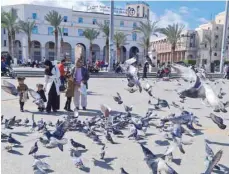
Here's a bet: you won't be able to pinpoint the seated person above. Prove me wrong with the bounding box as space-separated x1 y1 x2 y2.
1 60 7 73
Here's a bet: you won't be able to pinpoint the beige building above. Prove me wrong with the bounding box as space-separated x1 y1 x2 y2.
150 11 229 65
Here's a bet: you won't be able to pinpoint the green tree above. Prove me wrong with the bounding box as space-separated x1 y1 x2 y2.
159 23 184 63
83 28 100 62
18 20 35 59
97 22 109 63
134 20 159 56
1 8 19 57
114 32 128 62
45 10 63 60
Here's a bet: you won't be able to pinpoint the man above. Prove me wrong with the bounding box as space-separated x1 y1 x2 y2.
58 59 66 86
6 53 12 67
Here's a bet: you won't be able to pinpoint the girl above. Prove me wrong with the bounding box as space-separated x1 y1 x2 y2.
64 74 74 112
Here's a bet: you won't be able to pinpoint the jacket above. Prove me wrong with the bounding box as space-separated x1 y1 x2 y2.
71 66 89 82
44 65 61 95
65 79 74 97
58 63 65 76
37 90 47 102
17 84 29 102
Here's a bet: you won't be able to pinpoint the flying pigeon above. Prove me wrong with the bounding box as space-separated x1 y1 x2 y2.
113 92 123 104
70 139 86 149
32 158 50 173
120 167 129 174
209 113 227 129
204 150 223 174
1 80 18 96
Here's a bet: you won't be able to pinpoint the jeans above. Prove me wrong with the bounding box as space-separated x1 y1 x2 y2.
60 76 65 86
64 97 72 110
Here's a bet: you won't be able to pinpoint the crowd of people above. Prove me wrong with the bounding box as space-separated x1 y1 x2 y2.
17 57 90 113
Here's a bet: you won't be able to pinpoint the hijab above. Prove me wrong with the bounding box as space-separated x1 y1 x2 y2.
44 60 54 76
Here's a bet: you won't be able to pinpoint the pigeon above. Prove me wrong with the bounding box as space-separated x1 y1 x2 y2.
1 115 4 124
24 118 29 126
143 82 153 96
125 88 138 93
72 157 84 169
140 144 156 159
29 141 38 156
70 139 86 149
209 113 226 129
31 114 37 132
113 92 123 104
8 133 21 146
32 158 50 173
100 144 105 159
45 137 67 151
105 131 115 144
120 167 129 174
4 119 13 129
28 88 45 109
157 99 170 109
204 150 223 174
1 80 18 96
124 105 132 113
157 158 178 174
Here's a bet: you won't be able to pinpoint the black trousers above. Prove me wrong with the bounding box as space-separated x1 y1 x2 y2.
142 72 147 78
46 83 58 112
19 101 24 110
65 97 72 110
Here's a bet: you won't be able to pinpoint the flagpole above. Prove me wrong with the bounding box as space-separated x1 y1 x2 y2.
219 0 229 73
108 0 114 72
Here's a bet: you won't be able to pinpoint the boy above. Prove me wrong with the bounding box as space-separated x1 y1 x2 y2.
36 84 47 112
17 77 28 112
64 73 74 112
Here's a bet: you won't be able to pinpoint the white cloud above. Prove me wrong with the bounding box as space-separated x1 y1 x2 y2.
179 6 189 14
1 0 104 10
197 17 209 24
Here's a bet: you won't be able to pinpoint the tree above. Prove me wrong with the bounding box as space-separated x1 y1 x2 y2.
1 8 19 57
18 20 35 59
97 22 109 63
83 28 100 63
160 23 184 63
203 32 213 71
45 10 63 60
138 36 152 57
134 20 159 56
114 32 128 62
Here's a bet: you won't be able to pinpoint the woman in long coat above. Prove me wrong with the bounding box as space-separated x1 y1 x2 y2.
44 60 60 113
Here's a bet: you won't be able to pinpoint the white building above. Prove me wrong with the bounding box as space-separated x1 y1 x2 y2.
1 2 149 63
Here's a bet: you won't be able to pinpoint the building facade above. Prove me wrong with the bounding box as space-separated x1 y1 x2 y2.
1 2 149 63
150 11 229 65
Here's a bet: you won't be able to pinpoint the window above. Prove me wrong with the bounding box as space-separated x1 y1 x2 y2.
226 46 228 50
92 18 97 25
133 22 137 28
214 52 217 56
137 6 140 17
104 20 110 25
120 21 124 27
63 28 68 36
4 40 6 46
3 28 6 34
216 26 219 30
64 16 68 22
49 42 54 49
132 32 137 41
34 41 40 48
190 43 193 47
205 44 207 48
78 17 83 23
48 27 53 35
32 13 37 19
215 35 218 39
215 43 217 48
78 29 84 36
32 26 38 34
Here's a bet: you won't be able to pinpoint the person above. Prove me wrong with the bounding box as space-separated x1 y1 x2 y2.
142 62 149 79
71 58 89 110
44 60 61 113
223 64 228 79
17 77 29 112
36 84 47 112
64 73 74 112
58 59 66 86
6 53 12 67
1 59 7 73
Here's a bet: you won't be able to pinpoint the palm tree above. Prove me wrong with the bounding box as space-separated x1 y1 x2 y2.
134 20 159 56
160 23 184 63
18 20 35 59
45 10 63 60
97 22 109 63
1 8 19 57
114 32 128 62
138 36 152 57
83 28 100 63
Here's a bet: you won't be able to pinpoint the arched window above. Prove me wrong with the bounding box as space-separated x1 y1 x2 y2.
132 32 137 41
214 52 217 56
143 7 145 17
137 6 140 17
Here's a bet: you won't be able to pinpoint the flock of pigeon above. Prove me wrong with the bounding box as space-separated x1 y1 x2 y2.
1 57 229 174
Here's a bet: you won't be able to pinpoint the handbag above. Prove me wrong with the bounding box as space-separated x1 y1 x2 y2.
79 83 87 96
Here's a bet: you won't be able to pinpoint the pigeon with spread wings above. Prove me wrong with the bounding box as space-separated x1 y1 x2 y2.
1 80 18 96
28 88 45 109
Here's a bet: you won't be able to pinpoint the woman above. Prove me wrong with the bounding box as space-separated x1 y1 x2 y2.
71 58 89 110
142 62 149 79
44 60 60 113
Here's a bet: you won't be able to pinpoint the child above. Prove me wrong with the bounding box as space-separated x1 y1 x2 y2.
64 73 74 112
17 77 28 112
36 84 47 112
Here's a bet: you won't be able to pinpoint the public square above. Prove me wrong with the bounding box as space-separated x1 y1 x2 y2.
1 77 229 174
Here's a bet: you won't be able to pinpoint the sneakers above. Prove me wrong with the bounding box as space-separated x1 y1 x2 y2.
83 107 86 110
68 109 73 112
20 109 24 112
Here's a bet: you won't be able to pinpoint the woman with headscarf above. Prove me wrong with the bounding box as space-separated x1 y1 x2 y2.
44 60 61 113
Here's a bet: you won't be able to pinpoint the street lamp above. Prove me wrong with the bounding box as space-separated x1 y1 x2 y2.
108 0 114 72
220 0 229 73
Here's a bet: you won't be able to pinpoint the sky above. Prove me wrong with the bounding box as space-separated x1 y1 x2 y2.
1 0 227 29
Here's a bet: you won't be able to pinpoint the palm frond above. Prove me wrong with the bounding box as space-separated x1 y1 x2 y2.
114 32 128 48
45 10 63 29
96 22 109 37
18 20 36 37
83 28 100 43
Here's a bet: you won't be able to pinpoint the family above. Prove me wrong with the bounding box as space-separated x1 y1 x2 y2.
17 58 89 113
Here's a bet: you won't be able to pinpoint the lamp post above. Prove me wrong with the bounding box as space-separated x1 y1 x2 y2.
108 0 114 72
220 0 229 73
